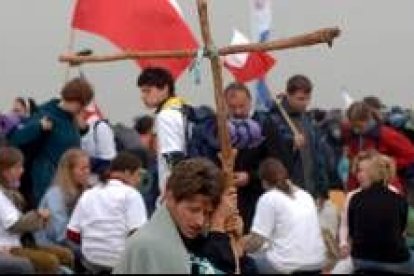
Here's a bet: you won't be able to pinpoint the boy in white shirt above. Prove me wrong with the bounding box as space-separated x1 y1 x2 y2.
67 152 148 273
81 102 117 185
137 67 186 195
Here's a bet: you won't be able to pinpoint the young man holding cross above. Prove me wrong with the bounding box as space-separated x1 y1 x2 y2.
137 67 187 196
270 75 329 201
114 158 247 274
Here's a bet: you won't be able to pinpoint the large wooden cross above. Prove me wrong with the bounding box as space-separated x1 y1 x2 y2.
60 1 339 271
61 0 340 191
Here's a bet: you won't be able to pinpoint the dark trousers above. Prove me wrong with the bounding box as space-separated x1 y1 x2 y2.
0 254 34 274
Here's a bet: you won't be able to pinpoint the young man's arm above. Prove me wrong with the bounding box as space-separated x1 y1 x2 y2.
8 114 51 146
0 191 47 234
243 233 267 254
157 109 186 167
8 211 47 234
248 193 277 253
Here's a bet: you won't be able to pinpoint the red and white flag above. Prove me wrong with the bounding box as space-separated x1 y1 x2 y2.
72 0 199 79
224 30 276 83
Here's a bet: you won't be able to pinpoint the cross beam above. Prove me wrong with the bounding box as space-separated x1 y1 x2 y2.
59 27 340 65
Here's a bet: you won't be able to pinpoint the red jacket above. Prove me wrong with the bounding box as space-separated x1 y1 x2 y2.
343 123 414 192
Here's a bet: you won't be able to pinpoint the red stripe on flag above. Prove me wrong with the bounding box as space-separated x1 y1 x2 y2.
72 0 199 79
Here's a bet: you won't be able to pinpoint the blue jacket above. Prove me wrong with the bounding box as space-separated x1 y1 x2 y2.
35 185 70 246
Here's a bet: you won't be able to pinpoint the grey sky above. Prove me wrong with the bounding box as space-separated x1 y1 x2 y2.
1 0 413 124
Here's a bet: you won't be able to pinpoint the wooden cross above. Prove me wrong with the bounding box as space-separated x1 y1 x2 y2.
60 0 340 272
60 0 340 190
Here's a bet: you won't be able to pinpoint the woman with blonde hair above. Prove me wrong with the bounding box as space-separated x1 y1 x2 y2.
35 148 91 247
343 101 414 195
338 150 413 273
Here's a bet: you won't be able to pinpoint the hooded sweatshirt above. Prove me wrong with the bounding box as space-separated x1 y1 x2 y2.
9 99 82 204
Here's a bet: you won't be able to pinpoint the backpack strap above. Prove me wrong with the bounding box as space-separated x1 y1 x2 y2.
92 119 109 154
180 105 194 157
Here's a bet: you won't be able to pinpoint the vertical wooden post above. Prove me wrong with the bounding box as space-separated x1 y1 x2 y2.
196 0 240 273
196 0 236 189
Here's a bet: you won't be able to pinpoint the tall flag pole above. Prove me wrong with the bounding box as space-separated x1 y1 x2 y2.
251 0 274 111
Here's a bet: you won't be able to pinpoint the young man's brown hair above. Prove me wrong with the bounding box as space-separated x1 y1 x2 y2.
286 75 313 95
61 77 94 107
166 158 225 208
259 158 294 196
109 151 142 174
224 82 252 100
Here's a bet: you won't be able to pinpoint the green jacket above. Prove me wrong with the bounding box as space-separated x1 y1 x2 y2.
114 205 191 274
9 99 81 205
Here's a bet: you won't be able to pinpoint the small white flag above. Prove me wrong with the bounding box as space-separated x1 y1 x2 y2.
341 87 355 109
224 29 250 68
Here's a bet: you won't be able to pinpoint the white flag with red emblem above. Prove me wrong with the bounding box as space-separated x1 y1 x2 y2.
224 30 276 83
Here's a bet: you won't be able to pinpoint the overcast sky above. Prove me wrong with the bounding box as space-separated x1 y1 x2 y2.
1 0 413 124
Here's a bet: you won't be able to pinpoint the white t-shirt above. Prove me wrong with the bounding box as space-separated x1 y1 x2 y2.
81 119 117 160
67 179 148 267
156 108 185 192
0 190 21 247
251 188 326 274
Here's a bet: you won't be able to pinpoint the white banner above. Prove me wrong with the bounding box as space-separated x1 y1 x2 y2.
250 0 272 42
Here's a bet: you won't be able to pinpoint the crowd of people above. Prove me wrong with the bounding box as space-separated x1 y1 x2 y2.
1 67 414 274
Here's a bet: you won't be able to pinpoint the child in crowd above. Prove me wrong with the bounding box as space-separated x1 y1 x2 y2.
81 102 116 186
35 149 91 247
339 151 414 273
67 152 148 273
244 158 327 274
0 146 73 273
8 77 94 207
344 101 414 195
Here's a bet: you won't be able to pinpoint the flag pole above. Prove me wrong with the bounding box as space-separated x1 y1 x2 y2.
63 28 76 83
